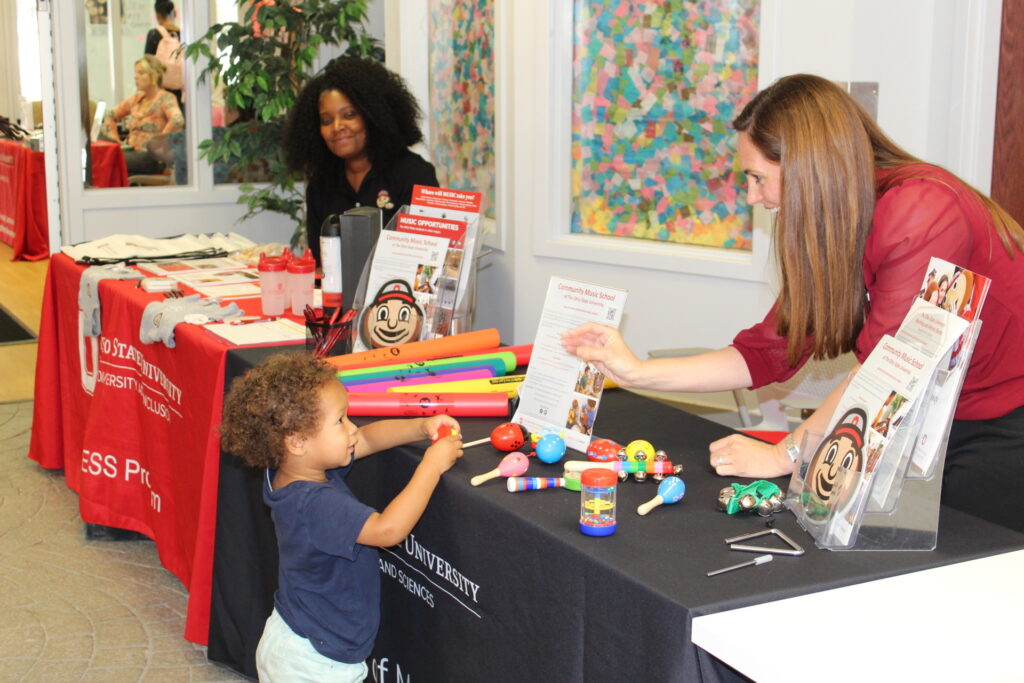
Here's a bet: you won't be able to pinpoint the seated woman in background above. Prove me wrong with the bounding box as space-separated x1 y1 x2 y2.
283 57 438 266
100 55 184 176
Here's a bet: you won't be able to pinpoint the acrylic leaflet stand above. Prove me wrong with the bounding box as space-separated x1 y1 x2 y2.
786 320 981 551
344 206 484 354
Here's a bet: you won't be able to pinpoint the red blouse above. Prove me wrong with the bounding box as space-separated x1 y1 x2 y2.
732 164 1024 420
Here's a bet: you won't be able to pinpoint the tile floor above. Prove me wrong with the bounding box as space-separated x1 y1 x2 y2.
0 401 248 682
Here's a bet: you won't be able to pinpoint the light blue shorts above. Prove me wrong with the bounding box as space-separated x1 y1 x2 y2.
256 608 368 682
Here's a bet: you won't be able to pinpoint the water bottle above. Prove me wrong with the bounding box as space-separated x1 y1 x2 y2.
287 248 316 317
320 215 343 317
258 252 289 317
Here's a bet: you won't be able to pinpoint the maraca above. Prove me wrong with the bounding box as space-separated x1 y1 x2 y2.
470 451 529 486
463 422 527 451
535 433 567 464
636 476 686 515
432 423 460 443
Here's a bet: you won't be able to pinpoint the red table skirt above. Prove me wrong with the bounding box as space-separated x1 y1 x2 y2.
0 140 128 261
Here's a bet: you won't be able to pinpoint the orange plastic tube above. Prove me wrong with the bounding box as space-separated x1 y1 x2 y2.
325 328 501 371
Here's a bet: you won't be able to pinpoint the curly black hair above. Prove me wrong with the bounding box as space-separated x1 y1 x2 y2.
220 353 339 469
283 57 425 182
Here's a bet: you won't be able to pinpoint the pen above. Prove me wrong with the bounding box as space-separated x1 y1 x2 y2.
706 554 773 577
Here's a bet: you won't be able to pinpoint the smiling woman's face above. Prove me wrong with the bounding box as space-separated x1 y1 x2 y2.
318 89 367 162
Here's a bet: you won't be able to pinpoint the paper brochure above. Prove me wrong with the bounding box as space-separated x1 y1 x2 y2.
512 276 628 453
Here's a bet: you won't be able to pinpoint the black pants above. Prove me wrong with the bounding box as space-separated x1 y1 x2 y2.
944 404 1024 533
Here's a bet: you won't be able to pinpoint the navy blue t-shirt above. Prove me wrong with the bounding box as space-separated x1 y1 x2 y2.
264 465 380 663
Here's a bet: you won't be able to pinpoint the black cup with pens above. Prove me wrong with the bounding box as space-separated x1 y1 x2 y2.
304 305 355 358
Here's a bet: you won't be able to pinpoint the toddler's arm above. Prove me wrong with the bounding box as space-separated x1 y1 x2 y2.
354 415 461 459
356 434 463 547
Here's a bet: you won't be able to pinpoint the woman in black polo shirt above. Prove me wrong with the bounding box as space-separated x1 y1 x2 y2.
284 58 438 266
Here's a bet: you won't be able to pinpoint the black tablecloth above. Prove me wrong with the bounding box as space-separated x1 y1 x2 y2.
208 347 1024 681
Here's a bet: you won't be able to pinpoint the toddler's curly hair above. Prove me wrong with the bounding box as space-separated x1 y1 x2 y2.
220 353 339 469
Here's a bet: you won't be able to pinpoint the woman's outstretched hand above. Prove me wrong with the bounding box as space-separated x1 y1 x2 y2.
562 322 643 387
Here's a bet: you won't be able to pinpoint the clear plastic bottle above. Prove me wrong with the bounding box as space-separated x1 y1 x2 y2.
287 248 315 317
258 252 289 317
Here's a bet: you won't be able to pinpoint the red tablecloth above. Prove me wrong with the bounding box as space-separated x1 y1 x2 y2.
0 140 128 261
27 254 296 644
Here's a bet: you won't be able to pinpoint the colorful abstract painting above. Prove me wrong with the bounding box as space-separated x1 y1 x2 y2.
428 0 496 219
572 0 760 249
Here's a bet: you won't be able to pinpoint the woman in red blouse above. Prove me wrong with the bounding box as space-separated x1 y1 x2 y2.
101 55 184 176
563 74 1024 532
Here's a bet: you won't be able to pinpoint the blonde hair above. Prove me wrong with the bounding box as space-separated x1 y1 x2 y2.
734 73 1024 365
135 54 166 89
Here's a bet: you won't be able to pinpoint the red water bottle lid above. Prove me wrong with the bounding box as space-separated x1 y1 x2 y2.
258 251 288 272
287 248 315 273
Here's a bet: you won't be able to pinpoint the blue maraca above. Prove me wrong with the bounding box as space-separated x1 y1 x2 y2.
636 476 686 515
535 433 567 464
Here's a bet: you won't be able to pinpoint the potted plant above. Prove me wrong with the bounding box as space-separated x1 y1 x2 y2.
185 0 382 245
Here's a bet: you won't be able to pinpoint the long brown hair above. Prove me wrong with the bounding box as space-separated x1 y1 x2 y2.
734 74 1024 365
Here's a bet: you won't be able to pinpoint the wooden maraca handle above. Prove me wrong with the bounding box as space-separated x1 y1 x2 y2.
463 436 490 448
470 468 501 486
636 495 665 516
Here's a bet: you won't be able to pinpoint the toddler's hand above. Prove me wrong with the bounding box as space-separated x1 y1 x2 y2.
422 415 461 442
422 435 464 475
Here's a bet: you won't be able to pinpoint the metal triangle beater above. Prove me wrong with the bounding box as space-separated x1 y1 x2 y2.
725 527 805 556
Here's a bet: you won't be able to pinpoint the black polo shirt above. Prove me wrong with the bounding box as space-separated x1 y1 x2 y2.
305 151 438 265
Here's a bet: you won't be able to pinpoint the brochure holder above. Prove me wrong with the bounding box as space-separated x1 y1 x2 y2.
341 205 485 355
786 319 981 551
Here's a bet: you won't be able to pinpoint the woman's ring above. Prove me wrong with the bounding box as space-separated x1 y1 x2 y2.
716 456 724 466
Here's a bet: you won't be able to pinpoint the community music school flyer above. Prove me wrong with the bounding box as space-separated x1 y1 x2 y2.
806 335 932 547
394 213 468 339
513 276 628 453
406 185 482 316
897 256 989 477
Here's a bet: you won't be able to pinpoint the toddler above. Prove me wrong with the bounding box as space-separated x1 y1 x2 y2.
220 352 463 682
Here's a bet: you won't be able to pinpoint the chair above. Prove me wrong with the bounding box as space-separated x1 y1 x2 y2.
645 347 856 432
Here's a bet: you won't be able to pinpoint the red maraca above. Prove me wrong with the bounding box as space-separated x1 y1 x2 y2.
470 452 529 486
432 424 460 443
463 422 527 451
